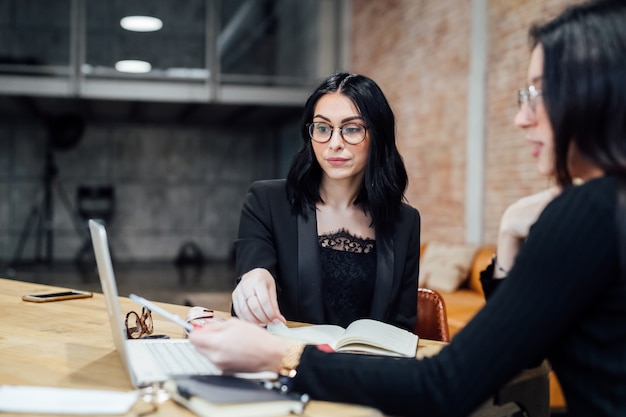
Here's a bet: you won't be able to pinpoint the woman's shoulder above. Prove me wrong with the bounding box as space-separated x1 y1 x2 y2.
399 202 421 220
542 175 619 222
558 175 618 207
248 179 288 196
245 179 292 213
389 203 420 237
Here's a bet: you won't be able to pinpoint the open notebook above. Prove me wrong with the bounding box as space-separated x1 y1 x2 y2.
89 220 274 388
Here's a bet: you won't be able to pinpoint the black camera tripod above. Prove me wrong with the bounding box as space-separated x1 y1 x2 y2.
7 139 86 272
3 106 88 274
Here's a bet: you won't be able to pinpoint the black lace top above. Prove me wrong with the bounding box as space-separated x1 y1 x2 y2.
318 229 376 328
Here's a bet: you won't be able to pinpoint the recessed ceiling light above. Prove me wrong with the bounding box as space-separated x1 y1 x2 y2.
120 16 163 32
115 60 152 73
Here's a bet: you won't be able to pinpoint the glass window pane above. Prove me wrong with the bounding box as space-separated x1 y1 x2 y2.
219 0 339 86
85 0 206 78
0 0 71 72
0 0 344 96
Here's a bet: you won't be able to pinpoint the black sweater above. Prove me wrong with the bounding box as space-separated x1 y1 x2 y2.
292 175 626 417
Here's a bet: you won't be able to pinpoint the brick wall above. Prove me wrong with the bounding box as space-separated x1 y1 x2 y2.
351 0 579 244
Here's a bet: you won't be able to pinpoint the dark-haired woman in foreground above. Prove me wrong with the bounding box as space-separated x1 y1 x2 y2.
228 72 420 331
191 1 626 415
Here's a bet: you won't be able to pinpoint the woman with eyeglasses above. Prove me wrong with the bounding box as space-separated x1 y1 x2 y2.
481 65 575 291
225 72 420 331
189 1 626 415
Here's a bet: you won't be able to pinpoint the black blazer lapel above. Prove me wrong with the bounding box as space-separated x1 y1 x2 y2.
371 230 394 319
297 208 324 323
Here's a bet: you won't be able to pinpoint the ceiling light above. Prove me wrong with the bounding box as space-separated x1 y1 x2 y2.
115 60 152 73
120 16 163 32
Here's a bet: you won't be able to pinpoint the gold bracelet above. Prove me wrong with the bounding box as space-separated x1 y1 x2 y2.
278 343 306 378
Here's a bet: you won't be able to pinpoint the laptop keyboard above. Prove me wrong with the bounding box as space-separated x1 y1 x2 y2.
144 341 220 375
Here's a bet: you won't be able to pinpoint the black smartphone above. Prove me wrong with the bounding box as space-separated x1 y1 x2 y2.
22 290 93 303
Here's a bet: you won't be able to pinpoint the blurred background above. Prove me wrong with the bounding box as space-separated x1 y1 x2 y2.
1 0 567 285
0 0 346 271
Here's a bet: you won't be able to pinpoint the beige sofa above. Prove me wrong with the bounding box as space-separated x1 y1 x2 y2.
419 243 494 335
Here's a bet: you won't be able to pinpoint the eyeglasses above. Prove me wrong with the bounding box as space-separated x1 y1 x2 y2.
125 307 154 339
517 84 543 112
307 122 368 145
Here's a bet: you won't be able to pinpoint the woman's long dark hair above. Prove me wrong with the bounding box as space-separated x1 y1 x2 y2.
529 0 626 187
530 0 626 275
286 72 408 231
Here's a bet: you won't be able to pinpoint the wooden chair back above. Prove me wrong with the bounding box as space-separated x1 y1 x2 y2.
414 288 450 342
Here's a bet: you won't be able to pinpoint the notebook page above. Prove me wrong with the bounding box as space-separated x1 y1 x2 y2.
267 322 345 347
338 319 418 357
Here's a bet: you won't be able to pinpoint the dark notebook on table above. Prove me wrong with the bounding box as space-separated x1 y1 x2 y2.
165 375 306 417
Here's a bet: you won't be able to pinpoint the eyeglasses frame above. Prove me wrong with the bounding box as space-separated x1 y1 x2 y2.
518 84 543 114
307 122 368 145
125 307 154 339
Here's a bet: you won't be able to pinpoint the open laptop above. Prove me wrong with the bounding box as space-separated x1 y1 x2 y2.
89 219 222 388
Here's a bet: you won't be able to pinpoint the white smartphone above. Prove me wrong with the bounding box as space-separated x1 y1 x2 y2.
22 289 93 303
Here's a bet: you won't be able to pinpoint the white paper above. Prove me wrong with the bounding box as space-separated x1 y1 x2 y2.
0 385 138 414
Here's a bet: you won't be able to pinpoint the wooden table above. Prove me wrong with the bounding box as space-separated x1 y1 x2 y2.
0 278 385 416
0 278 549 416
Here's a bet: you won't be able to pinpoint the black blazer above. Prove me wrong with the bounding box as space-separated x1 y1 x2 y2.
233 179 420 331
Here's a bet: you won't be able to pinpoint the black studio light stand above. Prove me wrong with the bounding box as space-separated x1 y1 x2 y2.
6 114 87 276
